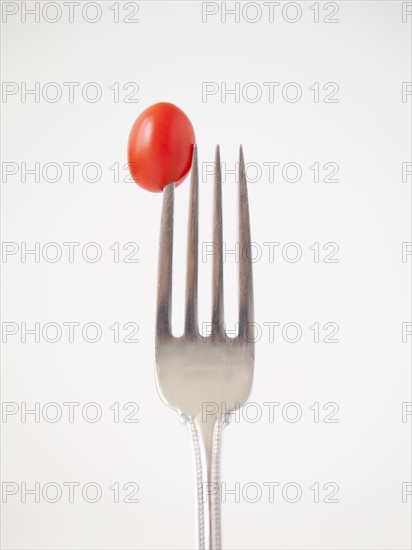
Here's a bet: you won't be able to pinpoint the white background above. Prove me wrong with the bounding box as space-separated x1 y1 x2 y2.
1 1 411 549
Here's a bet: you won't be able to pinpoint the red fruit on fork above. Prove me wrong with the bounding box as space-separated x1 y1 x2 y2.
128 102 196 192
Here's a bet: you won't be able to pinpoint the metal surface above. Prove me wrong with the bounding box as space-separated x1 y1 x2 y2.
155 145 254 550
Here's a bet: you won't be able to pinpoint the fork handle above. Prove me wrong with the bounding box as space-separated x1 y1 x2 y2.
187 415 225 550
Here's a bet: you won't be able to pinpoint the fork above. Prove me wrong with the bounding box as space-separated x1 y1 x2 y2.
155 145 254 550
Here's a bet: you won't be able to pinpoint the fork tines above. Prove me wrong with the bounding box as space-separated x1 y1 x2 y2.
156 145 253 342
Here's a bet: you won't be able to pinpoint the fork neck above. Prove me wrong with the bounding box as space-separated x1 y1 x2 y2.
187 415 225 550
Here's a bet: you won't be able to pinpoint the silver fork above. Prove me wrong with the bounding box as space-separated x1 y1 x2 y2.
155 145 254 550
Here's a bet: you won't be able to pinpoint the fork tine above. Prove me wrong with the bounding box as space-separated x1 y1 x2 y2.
238 146 254 339
156 182 175 338
211 145 224 335
184 146 199 336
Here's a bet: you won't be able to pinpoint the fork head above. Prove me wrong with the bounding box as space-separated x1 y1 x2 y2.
155 145 254 421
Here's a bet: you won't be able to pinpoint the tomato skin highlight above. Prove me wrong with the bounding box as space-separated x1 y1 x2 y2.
128 102 196 192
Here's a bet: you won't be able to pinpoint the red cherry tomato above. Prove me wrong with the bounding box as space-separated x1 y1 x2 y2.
128 102 196 192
